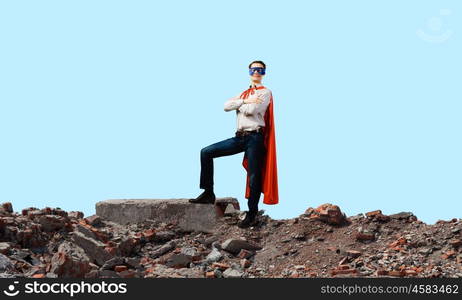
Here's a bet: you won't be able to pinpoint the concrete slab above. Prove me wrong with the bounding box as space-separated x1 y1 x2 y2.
95 198 240 233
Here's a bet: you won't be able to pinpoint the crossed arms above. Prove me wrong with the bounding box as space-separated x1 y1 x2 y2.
224 90 271 116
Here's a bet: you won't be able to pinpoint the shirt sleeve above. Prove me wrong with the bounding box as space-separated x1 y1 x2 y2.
224 94 245 112
238 90 271 116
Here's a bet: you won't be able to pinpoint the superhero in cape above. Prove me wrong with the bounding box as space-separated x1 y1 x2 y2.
190 60 279 228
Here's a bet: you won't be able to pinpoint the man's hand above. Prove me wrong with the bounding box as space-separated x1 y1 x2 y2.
243 96 264 104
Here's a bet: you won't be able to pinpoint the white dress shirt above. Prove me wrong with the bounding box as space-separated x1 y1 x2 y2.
224 83 272 132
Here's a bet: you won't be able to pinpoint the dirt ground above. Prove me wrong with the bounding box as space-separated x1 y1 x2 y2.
0 202 461 278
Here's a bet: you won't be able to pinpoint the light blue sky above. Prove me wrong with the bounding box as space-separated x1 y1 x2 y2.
0 1 460 224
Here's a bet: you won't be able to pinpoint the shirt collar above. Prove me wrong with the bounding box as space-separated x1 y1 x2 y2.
250 83 263 88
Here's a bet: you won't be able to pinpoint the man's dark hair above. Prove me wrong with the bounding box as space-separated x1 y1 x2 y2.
248 60 266 69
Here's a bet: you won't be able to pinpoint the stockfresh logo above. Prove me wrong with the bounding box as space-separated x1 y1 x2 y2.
417 9 453 43
3 281 20 297
2 280 128 297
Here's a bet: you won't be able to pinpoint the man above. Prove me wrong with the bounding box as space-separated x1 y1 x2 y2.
189 60 279 228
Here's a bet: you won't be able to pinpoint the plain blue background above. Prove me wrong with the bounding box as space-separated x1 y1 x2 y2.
0 1 460 224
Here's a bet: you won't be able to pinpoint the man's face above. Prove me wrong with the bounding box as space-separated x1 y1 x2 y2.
249 62 265 82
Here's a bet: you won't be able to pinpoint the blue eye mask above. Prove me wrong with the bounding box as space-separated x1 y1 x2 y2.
249 67 266 75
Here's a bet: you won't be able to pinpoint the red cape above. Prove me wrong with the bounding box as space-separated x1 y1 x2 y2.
241 86 279 205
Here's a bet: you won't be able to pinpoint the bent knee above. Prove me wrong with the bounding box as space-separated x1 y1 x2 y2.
201 147 212 157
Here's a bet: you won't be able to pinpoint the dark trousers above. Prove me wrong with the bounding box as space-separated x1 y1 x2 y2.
200 131 266 214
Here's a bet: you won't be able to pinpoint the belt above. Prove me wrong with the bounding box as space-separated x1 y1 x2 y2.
235 127 264 137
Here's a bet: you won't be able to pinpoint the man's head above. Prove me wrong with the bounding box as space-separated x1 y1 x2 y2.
248 60 266 84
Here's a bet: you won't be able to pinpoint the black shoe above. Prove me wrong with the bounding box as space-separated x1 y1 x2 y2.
189 190 216 204
237 211 257 228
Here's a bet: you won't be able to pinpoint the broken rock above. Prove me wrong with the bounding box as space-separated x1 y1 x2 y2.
166 254 192 268
0 243 11 255
38 215 67 232
0 254 15 273
223 268 244 278
152 231 176 243
50 241 91 277
221 239 262 255
150 241 176 259
308 204 346 225
71 231 113 266
1 202 13 214
101 257 126 271
85 215 102 227
356 227 375 241
205 248 223 264
96 198 238 233
68 211 84 219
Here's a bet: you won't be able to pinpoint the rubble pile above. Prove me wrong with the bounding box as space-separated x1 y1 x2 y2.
0 201 461 278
